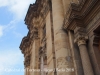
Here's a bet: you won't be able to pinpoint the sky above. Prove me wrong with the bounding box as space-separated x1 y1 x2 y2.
0 0 36 75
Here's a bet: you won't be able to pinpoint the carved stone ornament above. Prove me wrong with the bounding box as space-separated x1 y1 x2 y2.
74 35 88 46
74 27 88 46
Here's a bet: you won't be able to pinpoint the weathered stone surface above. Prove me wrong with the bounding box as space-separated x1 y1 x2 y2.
19 0 100 75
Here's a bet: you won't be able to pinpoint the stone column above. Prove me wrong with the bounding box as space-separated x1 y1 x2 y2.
52 0 74 75
68 31 84 75
74 27 94 75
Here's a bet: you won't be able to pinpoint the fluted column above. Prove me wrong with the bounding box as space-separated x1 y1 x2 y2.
74 27 94 75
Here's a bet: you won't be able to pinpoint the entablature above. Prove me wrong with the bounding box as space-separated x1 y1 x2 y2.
63 0 100 31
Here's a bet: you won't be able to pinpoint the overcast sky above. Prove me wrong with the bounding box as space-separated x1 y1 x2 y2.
0 0 35 75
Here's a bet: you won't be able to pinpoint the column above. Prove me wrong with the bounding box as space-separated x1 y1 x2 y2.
74 27 94 75
68 31 84 75
52 0 74 75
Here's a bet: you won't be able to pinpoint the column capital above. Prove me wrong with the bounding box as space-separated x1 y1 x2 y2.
74 35 88 46
74 27 88 46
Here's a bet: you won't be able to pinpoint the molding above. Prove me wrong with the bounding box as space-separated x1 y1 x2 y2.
19 28 39 54
63 0 100 31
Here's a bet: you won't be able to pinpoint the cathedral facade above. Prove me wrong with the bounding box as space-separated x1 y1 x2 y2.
20 0 100 75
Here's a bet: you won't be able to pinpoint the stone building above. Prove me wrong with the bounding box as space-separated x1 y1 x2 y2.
19 0 100 75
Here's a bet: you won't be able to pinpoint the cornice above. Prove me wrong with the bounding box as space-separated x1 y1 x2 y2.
25 4 37 26
19 27 39 54
20 0 49 54
19 36 29 53
20 34 31 54
25 0 50 29
63 0 100 31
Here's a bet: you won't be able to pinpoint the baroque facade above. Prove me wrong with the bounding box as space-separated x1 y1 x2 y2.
19 0 100 75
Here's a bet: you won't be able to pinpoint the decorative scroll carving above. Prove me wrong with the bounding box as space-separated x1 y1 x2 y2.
74 36 88 46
